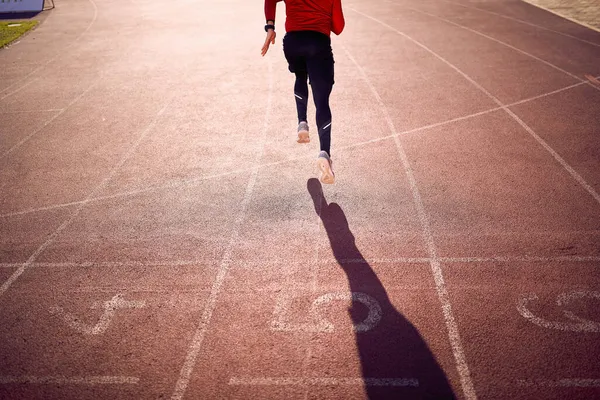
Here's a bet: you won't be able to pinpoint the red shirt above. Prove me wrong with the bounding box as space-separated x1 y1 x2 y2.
265 0 345 37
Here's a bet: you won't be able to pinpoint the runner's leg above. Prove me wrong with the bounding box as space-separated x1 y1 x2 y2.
294 71 309 124
306 35 335 156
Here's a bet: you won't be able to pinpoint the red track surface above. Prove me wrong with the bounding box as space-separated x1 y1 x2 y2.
1 0 599 399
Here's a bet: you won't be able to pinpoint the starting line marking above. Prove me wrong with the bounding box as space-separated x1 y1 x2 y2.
0 376 139 385
517 379 600 388
1 255 599 270
1 255 600 270
229 377 419 387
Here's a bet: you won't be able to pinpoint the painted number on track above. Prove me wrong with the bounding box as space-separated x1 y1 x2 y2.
50 294 146 335
517 290 600 332
271 292 382 333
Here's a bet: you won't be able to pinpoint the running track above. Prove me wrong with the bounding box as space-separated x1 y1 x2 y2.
1 0 599 398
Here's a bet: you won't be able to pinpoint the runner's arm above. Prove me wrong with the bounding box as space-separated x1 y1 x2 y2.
262 0 281 56
265 0 281 24
331 0 345 35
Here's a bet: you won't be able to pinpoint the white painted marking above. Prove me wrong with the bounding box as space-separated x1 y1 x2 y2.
557 290 600 305
302 182 325 400
0 108 64 114
440 0 600 48
271 294 320 332
0 0 99 99
229 377 419 386
322 122 332 130
271 292 382 333
318 257 430 264
349 7 600 205
585 74 600 87
517 292 600 332
440 255 600 263
315 292 382 332
341 41 478 400
295 94 303 100
49 294 146 335
38 260 210 267
2 255 599 271
7 24 22 27
504 79 590 107
170 59 274 400
0 375 138 385
517 378 600 387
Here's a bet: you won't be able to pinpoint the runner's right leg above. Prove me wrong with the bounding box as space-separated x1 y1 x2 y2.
306 32 335 183
294 71 309 124
295 71 310 143
283 32 311 143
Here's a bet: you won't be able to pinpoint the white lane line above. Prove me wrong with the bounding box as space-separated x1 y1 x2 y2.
439 0 600 48
170 59 274 400
522 0 600 34
301 347 314 400
349 7 600 206
586 74 600 87
315 255 600 264
1 76 591 219
317 257 430 264
440 255 600 263
506 79 592 107
1 255 598 270
301 163 327 400
1 80 99 160
517 379 600 387
0 0 99 99
404 5 600 92
342 43 478 400
229 377 419 386
0 375 138 385
0 108 64 114
0 69 189 298
2 254 599 269
0 260 215 268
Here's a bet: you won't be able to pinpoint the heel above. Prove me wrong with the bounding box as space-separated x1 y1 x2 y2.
317 158 335 184
297 131 310 143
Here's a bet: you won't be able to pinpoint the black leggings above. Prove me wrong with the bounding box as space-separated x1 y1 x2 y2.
283 31 335 156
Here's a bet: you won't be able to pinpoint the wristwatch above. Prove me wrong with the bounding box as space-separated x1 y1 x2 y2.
264 24 275 32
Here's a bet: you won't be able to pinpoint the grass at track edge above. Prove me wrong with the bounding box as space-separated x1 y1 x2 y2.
0 20 39 48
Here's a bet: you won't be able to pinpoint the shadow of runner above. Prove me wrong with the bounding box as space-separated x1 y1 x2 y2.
307 178 456 399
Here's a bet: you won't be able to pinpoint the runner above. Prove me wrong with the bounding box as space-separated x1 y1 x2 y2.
261 0 345 184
